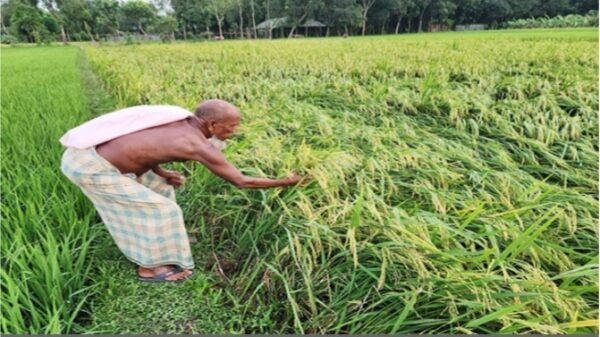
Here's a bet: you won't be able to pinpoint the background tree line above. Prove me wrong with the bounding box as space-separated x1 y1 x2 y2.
1 0 597 43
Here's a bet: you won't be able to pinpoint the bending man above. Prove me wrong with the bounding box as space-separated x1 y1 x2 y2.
60 100 304 282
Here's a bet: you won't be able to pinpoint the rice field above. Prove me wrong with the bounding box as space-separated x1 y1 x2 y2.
2 28 599 334
1 47 110 333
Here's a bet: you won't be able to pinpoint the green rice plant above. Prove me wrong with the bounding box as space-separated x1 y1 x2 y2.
1 47 107 333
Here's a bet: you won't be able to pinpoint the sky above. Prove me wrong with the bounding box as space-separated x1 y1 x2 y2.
23 0 175 16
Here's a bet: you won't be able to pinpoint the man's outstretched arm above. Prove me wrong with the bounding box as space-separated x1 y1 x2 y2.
189 143 303 189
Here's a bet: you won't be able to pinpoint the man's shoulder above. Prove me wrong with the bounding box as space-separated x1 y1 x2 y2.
177 134 224 162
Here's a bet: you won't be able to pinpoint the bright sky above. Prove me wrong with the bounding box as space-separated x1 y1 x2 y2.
27 0 174 16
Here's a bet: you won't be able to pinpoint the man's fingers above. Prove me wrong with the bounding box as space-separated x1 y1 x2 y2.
161 170 183 180
167 177 184 187
300 175 312 184
285 173 311 186
296 175 311 186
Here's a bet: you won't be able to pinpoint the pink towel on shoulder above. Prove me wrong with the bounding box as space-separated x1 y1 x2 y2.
60 105 192 149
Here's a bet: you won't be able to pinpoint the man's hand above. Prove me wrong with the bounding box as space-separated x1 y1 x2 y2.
166 172 185 187
153 166 186 188
284 173 311 186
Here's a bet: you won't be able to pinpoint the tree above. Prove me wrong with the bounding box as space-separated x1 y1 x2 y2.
11 0 589 42
206 0 235 38
153 15 178 40
538 0 573 17
403 0 420 31
285 0 322 37
389 0 415 33
359 0 377 35
87 0 119 38
570 0 598 13
9 1 47 42
119 0 157 35
265 0 272 38
172 0 198 39
42 9 59 34
234 0 246 38
480 0 511 25
369 0 393 34
506 0 537 18
1 0 18 35
429 0 457 26
259 0 285 39
318 0 361 35
453 0 482 24
416 0 432 32
50 0 97 42
40 0 68 42
250 0 257 38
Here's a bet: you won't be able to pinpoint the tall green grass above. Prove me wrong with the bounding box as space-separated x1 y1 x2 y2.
1 47 106 333
83 29 599 333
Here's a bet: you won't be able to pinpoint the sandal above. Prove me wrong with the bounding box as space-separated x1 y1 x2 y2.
138 266 192 283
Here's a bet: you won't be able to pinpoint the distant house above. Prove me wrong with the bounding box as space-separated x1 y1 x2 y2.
455 24 488 31
429 23 452 32
105 32 162 42
256 17 327 38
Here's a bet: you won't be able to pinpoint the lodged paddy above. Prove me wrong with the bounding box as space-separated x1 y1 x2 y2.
84 28 598 334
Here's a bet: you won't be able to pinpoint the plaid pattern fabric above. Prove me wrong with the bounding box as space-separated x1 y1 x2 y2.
61 147 194 269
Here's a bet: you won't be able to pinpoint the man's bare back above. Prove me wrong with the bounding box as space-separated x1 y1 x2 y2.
96 118 205 176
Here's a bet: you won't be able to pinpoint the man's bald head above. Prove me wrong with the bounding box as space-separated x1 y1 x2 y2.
194 99 240 122
194 99 241 140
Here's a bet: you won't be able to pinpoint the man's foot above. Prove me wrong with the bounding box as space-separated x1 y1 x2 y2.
138 265 193 283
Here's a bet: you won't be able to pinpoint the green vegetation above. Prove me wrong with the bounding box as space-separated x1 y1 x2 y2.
503 12 599 29
0 47 105 333
1 47 269 335
80 28 598 333
82 242 277 333
0 0 598 43
1 28 598 334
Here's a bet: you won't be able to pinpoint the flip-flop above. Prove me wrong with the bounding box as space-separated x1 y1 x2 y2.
138 266 191 283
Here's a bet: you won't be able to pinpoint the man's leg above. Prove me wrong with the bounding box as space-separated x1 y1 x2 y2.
136 170 199 244
61 147 194 281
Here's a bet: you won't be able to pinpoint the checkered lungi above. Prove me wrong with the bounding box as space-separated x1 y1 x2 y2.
61 146 195 269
